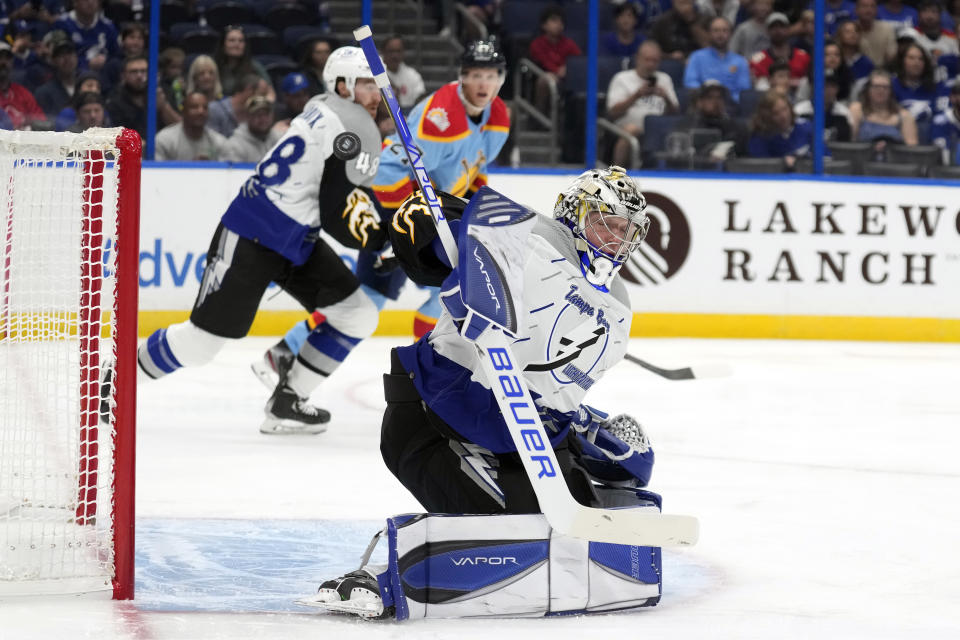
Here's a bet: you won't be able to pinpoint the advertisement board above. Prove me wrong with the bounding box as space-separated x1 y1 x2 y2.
137 166 960 341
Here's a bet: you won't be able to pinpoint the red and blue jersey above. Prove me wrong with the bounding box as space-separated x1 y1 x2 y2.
373 82 510 209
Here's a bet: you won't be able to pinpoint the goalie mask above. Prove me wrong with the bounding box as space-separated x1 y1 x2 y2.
554 166 649 290
323 46 375 101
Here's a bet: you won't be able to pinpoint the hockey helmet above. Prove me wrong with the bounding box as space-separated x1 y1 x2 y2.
459 39 506 75
323 46 376 101
554 166 649 289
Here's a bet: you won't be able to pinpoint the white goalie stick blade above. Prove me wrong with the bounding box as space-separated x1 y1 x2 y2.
474 331 699 547
296 591 384 618
259 417 329 435
566 506 700 547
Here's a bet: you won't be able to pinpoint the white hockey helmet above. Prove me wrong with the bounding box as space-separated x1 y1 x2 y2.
554 166 649 289
323 46 375 101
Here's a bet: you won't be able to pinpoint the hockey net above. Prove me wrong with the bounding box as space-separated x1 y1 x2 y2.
0 128 140 599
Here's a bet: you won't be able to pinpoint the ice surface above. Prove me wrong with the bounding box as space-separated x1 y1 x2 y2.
3 336 959 639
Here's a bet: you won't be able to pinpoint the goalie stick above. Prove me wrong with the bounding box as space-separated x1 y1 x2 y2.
353 26 697 548
624 353 732 381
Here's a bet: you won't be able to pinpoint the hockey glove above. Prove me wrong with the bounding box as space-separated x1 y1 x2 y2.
439 270 491 341
572 411 654 488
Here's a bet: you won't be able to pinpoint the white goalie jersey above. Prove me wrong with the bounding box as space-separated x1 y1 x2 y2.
394 217 633 454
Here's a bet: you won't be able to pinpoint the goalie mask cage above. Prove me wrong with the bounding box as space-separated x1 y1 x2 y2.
0 128 140 599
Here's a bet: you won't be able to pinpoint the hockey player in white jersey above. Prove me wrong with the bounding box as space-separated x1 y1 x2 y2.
301 168 670 619
134 47 387 434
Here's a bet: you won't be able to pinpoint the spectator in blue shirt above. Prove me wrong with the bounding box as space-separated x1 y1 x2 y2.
893 42 950 121
836 19 875 85
877 0 918 30
635 0 673 31
683 16 751 101
3 1 66 27
52 0 120 74
601 3 646 61
811 0 858 35
748 91 814 169
930 82 960 162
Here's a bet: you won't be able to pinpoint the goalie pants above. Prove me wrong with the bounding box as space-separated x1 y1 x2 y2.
380 349 596 514
190 224 361 338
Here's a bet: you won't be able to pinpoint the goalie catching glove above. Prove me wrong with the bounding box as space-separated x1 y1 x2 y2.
569 407 654 489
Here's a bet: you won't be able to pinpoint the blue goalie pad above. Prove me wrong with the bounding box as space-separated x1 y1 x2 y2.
456 187 537 337
371 490 663 620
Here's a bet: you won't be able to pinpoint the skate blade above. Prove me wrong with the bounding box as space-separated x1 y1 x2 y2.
259 416 329 435
295 592 383 618
250 361 278 391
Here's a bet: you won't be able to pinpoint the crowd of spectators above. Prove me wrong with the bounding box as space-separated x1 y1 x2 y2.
507 0 960 171
2 0 960 172
0 0 355 163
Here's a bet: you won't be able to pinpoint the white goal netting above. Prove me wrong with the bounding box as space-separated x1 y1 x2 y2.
0 128 137 597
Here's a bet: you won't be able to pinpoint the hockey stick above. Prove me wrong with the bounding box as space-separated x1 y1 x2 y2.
354 26 697 548
624 353 732 381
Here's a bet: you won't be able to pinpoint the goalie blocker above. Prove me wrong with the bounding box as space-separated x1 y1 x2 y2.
300 487 663 620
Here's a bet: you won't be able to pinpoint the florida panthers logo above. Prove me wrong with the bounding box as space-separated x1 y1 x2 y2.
342 188 380 247
525 290 610 388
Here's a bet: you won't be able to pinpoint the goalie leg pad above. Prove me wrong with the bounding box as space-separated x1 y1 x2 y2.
377 492 662 620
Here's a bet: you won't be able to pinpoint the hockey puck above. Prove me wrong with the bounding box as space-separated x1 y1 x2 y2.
333 132 361 160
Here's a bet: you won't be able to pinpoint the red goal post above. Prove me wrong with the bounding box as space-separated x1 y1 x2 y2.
0 127 140 599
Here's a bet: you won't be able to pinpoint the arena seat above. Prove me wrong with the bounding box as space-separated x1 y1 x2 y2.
565 56 624 97
255 54 300 88
736 88 764 118
283 26 329 57
171 23 220 54
795 158 854 175
564 1 616 31
863 161 923 177
725 157 786 173
929 165 960 178
160 0 192 31
201 0 254 30
887 144 941 175
826 141 872 175
657 58 685 89
241 23 282 55
500 1 553 38
260 2 314 32
641 114 684 166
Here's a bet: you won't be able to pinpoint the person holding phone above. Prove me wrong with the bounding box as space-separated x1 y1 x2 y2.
605 40 679 168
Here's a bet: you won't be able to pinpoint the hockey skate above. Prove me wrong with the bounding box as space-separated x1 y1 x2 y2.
250 339 294 391
260 383 331 435
296 568 392 619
